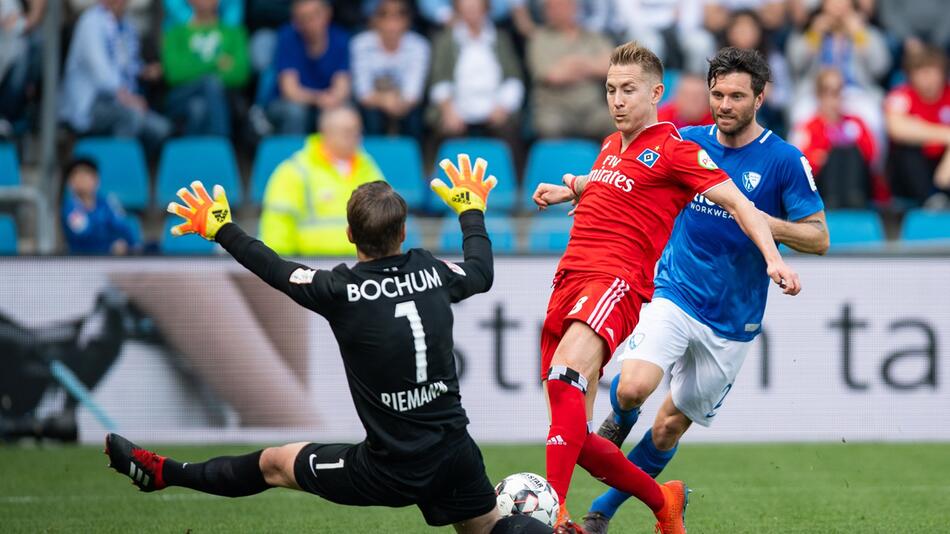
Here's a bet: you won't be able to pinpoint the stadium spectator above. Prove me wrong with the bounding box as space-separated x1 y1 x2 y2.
0 0 29 137
162 0 242 27
161 0 250 137
266 0 351 135
427 0 525 169
877 0 950 56
68 0 163 49
259 106 384 256
656 72 713 128
61 158 140 255
526 0 612 139
705 0 789 37
59 0 171 156
723 8 791 135
419 0 529 29
609 0 715 74
351 0 430 138
786 0 890 140
884 46 950 208
792 68 876 208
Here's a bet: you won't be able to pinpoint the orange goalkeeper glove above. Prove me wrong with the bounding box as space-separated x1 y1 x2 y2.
166 180 232 240
430 153 497 214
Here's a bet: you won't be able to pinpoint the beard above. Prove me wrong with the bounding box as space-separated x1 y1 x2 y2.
714 107 756 135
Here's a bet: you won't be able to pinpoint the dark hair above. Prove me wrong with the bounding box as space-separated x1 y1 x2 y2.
62 157 99 182
347 181 407 258
610 40 664 82
706 46 772 96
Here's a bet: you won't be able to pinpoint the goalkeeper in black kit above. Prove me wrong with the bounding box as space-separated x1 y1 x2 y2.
104 155 552 533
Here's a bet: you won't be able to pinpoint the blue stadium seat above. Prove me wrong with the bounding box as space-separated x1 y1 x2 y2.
73 138 150 210
249 135 305 204
527 215 573 253
403 215 423 250
900 209 950 244
435 138 517 212
160 216 219 255
0 143 21 186
0 214 16 254
364 136 426 209
438 215 515 253
661 69 681 104
825 210 885 250
522 139 600 212
156 137 242 209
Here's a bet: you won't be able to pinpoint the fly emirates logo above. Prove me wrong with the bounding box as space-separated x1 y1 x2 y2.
589 154 635 192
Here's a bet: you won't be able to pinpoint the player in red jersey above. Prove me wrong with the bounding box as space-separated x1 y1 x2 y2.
532 42 800 534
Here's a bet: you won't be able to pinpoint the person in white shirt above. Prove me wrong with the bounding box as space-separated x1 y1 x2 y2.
351 0 430 138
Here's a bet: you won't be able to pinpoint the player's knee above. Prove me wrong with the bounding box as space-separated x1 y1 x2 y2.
615 375 650 409
652 416 687 450
259 446 294 488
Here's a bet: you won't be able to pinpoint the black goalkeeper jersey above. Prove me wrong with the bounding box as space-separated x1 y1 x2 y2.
215 211 493 459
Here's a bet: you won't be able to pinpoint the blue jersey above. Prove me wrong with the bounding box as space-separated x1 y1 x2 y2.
653 125 825 341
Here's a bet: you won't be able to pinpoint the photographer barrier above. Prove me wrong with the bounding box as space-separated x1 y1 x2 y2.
0 256 946 444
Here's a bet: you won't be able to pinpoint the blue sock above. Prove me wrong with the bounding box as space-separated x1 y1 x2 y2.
588 429 678 518
609 374 640 427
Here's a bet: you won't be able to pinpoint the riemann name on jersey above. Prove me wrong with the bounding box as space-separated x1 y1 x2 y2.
381 381 449 413
346 266 443 302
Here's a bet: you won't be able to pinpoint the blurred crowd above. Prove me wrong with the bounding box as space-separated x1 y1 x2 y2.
3 0 950 255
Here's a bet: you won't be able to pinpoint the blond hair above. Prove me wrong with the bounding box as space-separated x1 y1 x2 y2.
609 41 664 82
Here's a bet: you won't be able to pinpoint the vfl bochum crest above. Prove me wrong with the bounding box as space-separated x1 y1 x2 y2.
637 148 660 168
742 171 761 192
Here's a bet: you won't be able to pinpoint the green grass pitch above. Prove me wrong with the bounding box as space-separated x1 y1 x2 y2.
2 442 949 533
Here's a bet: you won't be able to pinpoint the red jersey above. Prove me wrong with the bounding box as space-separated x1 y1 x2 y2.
793 113 876 176
558 122 730 298
884 83 950 159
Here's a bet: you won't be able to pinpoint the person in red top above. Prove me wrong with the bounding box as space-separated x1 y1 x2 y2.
792 68 877 208
656 73 713 128
884 45 950 206
531 41 800 534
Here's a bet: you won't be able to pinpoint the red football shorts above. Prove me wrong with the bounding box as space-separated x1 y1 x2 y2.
540 270 644 381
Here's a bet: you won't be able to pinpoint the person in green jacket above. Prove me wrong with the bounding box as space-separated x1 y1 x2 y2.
161 0 250 136
260 105 385 256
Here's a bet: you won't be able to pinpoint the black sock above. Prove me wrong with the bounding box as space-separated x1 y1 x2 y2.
162 450 271 497
491 515 555 534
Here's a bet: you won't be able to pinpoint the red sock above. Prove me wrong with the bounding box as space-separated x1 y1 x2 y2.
545 379 588 505
578 432 665 512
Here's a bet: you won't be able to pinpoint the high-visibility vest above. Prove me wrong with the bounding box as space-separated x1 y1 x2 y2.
259 134 385 256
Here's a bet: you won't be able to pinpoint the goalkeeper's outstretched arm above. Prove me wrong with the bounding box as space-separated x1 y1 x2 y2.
215 223 328 309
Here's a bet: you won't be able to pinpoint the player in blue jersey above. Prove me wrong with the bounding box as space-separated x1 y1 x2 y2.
575 47 831 533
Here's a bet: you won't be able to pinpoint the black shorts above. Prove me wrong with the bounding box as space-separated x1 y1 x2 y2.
292 430 497 526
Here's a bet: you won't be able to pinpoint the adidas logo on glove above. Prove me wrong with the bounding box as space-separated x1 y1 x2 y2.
212 209 229 222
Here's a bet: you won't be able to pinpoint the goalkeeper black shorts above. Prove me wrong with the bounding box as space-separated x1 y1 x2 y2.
292 429 496 526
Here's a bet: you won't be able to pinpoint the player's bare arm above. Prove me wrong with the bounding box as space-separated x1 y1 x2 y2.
704 180 802 295
532 174 586 209
765 210 830 255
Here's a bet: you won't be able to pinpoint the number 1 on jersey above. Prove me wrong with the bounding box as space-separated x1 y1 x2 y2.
394 300 428 383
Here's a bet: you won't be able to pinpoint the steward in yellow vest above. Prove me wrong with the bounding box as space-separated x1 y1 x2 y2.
259 108 384 256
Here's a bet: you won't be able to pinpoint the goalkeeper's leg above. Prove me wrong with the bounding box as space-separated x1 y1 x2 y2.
105 433 304 495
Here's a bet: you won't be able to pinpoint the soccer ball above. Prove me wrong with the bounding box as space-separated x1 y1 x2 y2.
495 472 559 527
